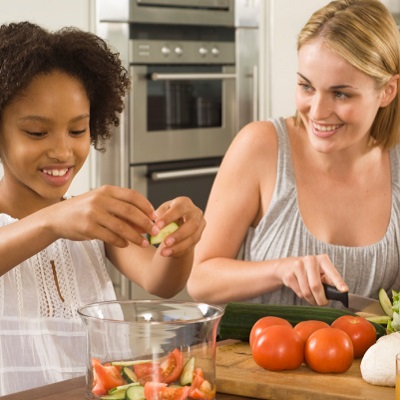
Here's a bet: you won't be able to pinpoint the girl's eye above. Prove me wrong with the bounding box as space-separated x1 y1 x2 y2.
26 131 46 138
70 129 87 136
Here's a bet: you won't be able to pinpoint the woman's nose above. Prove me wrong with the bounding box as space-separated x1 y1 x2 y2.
310 93 332 120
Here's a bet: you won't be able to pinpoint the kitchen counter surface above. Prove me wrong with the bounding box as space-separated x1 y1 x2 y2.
2 339 393 400
0 375 254 400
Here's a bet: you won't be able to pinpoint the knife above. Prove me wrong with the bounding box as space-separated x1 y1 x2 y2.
323 284 384 315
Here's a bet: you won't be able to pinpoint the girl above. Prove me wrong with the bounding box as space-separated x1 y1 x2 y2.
0 22 205 395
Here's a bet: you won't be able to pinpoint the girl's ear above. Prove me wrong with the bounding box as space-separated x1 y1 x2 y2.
380 74 399 107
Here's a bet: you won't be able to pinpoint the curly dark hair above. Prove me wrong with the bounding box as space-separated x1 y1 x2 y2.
0 21 131 151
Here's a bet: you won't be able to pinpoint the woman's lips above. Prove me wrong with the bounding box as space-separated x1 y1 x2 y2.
311 121 343 138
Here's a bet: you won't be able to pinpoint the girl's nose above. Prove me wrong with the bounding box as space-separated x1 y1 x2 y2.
46 134 73 161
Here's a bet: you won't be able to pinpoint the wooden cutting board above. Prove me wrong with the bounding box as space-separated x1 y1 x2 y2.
215 340 395 400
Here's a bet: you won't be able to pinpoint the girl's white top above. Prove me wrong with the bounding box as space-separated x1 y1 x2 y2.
0 213 117 395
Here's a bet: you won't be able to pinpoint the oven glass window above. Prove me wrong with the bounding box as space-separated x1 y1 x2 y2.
147 65 222 131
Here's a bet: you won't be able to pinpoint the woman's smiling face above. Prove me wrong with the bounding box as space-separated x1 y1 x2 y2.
296 38 386 153
0 70 90 211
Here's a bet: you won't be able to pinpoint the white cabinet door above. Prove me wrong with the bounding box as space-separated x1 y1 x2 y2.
0 0 93 30
259 0 330 120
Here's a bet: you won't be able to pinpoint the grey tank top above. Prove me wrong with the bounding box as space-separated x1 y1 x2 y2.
243 117 400 306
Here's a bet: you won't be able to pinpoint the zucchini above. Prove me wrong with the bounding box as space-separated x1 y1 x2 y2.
125 385 145 400
378 288 393 317
149 222 179 245
100 390 126 400
109 383 139 394
366 315 391 325
180 356 195 386
219 302 387 341
121 367 137 383
111 359 151 367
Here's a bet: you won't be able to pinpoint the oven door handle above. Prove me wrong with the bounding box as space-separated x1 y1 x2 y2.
151 166 219 181
150 72 236 81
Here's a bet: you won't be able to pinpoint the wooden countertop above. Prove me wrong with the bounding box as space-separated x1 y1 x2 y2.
2 340 394 400
215 341 395 400
0 375 253 400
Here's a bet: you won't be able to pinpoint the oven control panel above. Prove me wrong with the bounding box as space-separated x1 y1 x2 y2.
130 40 235 64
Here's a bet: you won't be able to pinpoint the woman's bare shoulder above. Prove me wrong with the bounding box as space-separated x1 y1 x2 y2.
233 120 280 150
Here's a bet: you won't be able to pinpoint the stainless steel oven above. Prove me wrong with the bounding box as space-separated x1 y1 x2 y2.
95 0 258 300
129 37 236 164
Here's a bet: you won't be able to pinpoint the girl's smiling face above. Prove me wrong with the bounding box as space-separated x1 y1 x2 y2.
296 38 389 154
0 70 90 215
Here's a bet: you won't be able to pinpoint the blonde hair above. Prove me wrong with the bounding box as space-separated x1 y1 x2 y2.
296 0 400 149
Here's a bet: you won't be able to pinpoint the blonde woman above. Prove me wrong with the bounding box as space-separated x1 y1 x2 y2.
188 0 400 306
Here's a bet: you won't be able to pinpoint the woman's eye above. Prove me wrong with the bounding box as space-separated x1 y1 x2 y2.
334 91 349 99
298 83 313 93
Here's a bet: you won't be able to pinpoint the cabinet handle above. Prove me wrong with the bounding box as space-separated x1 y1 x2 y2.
252 64 259 121
151 166 219 181
150 72 236 81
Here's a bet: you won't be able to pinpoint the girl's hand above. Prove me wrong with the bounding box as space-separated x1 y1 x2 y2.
154 197 206 257
50 185 159 247
278 254 349 306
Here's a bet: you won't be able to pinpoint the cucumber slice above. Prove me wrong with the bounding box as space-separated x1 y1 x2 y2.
149 222 179 245
366 315 391 325
121 367 138 383
180 356 195 386
111 359 152 367
100 389 126 400
378 288 393 317
125 385 145 400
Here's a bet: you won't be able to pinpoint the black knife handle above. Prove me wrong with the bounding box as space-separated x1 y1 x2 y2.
323 283 349 308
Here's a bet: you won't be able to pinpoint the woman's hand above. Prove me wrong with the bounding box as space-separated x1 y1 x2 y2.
278 254 349 306
154 196 206 257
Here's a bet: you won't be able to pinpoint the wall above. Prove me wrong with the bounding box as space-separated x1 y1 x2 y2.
260 0 400 120
259 0 330 120
0 0 95 195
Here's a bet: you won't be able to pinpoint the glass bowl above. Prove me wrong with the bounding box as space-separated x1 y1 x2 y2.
78 300 224 400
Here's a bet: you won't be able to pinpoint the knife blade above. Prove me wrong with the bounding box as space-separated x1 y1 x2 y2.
323 284 384 315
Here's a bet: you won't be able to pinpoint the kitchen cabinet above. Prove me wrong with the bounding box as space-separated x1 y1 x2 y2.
259 0 330 120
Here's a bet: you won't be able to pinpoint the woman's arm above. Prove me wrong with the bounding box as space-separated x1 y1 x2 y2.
187 121 279 303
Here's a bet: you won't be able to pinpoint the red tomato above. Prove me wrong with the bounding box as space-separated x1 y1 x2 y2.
249 316 292 348
93 362 125 392
305 327 354 373
251 325 304 371
293 320 331 343
189 368 215 400
159 348 184 383
331 315 376 358
144 382 190 400
91 358 106 396
134 361 162 385
134 348 184 385
144 382 167 400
